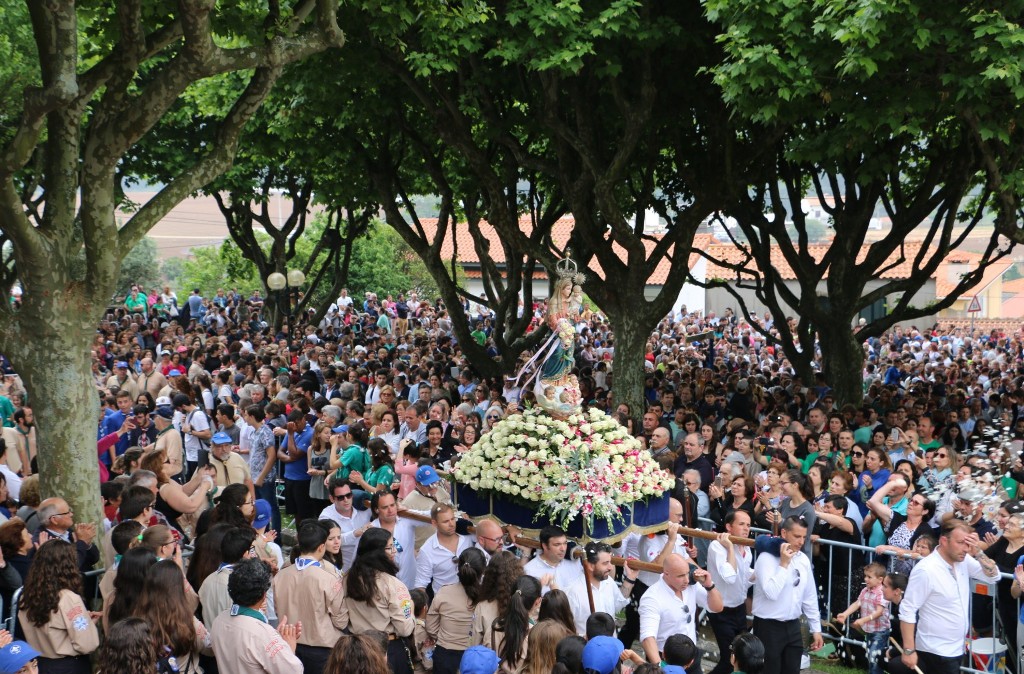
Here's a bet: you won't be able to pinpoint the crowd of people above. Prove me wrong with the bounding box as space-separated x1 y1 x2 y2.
0 283 1021 674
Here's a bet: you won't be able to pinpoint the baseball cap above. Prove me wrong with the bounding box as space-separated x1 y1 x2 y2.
154 396 173 407
211 431 232 444
153 406 174 420
0 641 40 674
581 636 624 674
460 646 500 674
167 369 183 377
331 424 349 435
252 499 272 530
115 361 129 369
415 465 440 486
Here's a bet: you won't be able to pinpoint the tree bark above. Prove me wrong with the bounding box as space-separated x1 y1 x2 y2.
605 311 651 419
4 299 101 524
817 319 864 407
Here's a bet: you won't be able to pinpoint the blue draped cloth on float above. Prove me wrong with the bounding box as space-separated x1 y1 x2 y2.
453 484 671 543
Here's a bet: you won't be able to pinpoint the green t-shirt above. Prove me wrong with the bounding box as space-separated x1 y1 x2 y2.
365 463 396 488
335 444 371 479
0 396 13 428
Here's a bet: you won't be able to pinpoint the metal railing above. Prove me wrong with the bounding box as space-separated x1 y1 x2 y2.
693 516 1020 674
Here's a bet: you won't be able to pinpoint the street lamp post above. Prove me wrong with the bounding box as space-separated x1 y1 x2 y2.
266 268 306 338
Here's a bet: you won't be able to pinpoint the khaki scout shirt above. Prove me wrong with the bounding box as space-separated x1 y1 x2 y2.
272 559 348 647
344 573 415 638
211 610 302 674
20 589 99 659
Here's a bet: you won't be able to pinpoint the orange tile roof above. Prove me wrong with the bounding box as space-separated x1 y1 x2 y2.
416 216 717 285
702 239 928 281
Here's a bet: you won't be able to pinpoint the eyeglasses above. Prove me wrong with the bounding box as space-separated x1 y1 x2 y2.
243 500 255 506
851 452 864 457
793 571 801 586
334 492 353 500
486 415 500 421
910 499 926 507
51 511 72 518
680 604 692 624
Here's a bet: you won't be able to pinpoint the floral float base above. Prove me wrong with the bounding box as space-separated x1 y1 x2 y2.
452 407 675 541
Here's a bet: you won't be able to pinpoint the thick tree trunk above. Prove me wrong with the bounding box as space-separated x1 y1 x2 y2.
607 313 650 419
818 319 864 406
6 316 103 526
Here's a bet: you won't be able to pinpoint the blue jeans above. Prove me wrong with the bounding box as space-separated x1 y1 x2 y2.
865 629 889 674
255 479 282 536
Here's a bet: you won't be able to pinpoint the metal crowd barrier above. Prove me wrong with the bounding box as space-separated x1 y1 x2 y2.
691 516 1021 674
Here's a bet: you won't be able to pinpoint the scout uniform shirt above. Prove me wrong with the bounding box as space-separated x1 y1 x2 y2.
345 573 415 638
19 588 99 658
272 557 348 647
211 605 302 674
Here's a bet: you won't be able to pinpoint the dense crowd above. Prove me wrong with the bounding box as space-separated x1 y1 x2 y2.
0 284 1021 674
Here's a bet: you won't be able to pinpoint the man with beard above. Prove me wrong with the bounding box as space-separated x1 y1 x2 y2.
566 541 638 638
11 406 36 476
209 431 254 497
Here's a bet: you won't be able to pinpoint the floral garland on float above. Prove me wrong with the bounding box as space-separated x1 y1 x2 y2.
451 254 674 541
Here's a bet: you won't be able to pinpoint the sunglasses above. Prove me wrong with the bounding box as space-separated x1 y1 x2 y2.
851 452 864 457
334 492 353 500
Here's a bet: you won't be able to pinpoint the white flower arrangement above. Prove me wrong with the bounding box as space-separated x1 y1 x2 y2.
453 406 675 531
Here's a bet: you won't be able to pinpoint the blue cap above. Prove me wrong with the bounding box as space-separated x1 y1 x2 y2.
153 406 174 420
252 499 272 530
211 431 232 444
0 641 40 674
581 636 624 674
662 667 687 674
415 465 440 486
331 424 349 434
115 361 129 369
460 646 500 674
168 369 182 377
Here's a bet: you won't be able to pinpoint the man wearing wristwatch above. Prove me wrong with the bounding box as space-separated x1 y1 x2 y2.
639 553 722 671
899 520 1000 673
565 542 637 638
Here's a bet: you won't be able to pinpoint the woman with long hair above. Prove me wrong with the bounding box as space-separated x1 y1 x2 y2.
537 590 576 636
521 620 574 674
97 618 159 674
185 523 233 594
344 528 415 674
490 575 542 673
349 438 396 496
203 482 255 533
807 463 831 506
323 634 391 674
773 469 816 557
138 448 216 536
867 478 936 576
473 551 525 649
426 547 486 674
19 540 99 674
858 447 893 506
308 421 334 512
133 560 211 673
105 547 158 631
319 519 344 574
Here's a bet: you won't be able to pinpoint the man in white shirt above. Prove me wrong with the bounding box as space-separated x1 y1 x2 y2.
706 511 755 674
414 503 472 594
620 497 695 649
751 516 823 674
318 477 371 573
523 526 584 595
639 553 722 668
565 542 636 637
899 520 999 673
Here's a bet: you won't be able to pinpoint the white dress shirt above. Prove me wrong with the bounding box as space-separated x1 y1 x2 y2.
415 533 473 592
566 577 630 636
899 550 994 657
637 534 691 587
751 548 821 632
706 541 754 608
523 554 585 595
639 578 708 647
318 504 371 573
373 517 419 589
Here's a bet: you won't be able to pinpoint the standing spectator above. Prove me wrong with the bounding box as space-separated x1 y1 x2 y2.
19 540 99 674
245 405 280 535
133 559 211 672
426 547 486 674
899 521 1000 673
210 559 303 674
317 478 371 574
277 410 314 527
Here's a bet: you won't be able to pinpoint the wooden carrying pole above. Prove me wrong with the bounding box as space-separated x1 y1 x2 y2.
398 510 754 574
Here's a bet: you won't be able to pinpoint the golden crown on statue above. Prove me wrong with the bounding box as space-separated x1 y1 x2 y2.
556 252 586 285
